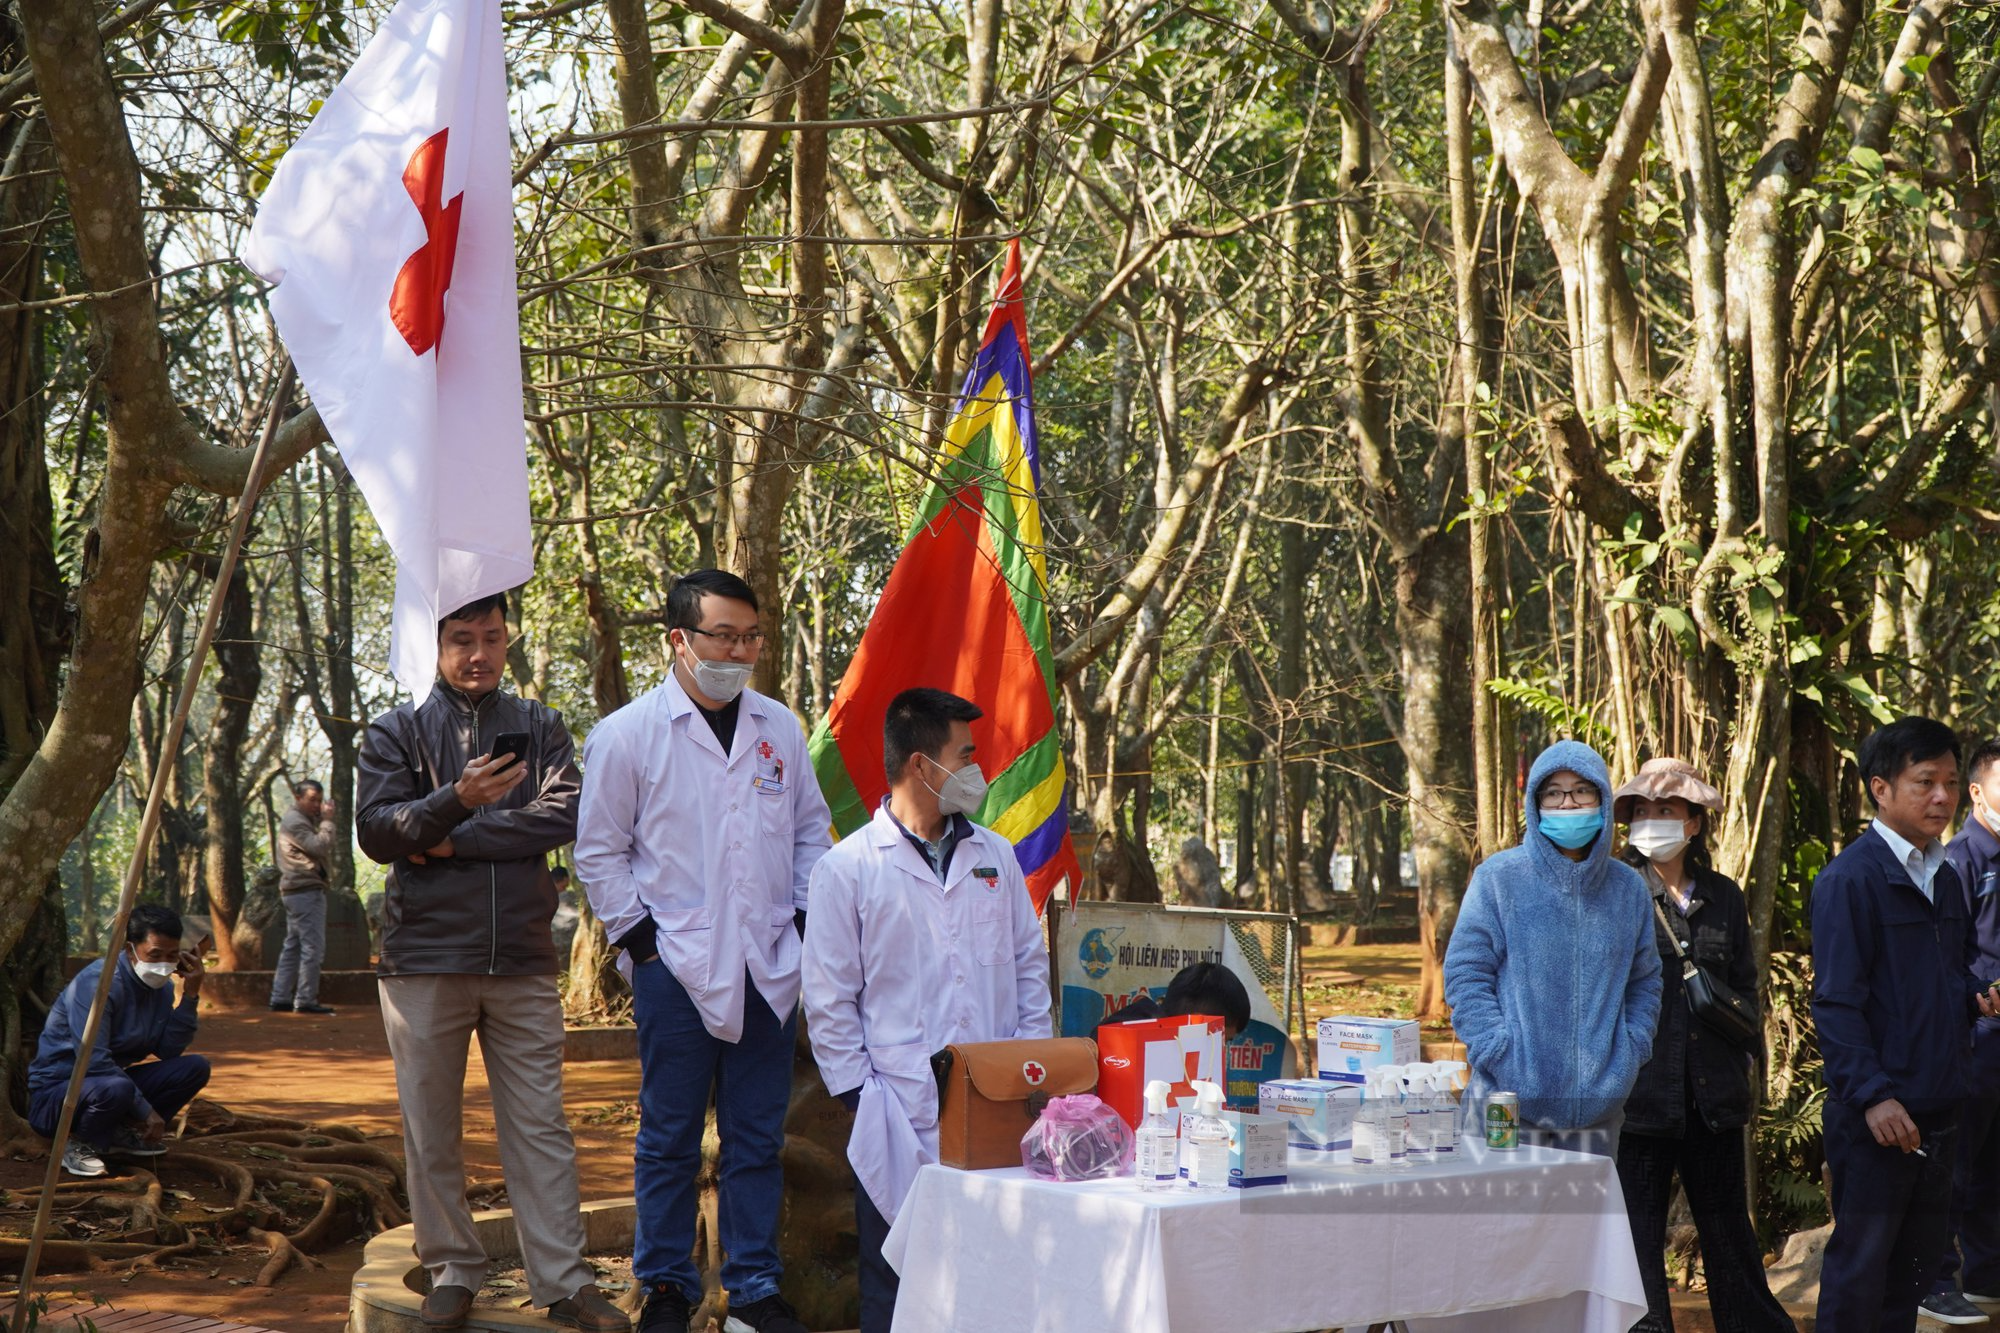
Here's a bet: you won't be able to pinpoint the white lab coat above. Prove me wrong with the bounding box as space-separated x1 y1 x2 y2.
802 804 1053 1222
574 674 833 1043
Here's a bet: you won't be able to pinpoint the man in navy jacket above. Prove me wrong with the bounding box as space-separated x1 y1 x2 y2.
1927 737 2000 1322
1813 718 2000 1332
28 903 208 1179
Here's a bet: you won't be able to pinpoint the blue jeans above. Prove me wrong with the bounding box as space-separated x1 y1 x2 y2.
632 964 794 1305
29 1055 212 1148
271 889 327 1007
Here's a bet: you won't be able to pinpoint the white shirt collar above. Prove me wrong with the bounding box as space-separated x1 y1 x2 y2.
1873 817 1947 900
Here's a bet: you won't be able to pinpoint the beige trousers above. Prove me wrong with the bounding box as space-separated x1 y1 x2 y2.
378 973 593 1307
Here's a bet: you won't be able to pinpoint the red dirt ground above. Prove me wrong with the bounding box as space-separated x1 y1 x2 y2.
11 943 1427 1333
11 1004 641 1333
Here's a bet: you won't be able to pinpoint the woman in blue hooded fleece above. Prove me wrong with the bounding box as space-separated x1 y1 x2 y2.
1443 739 1662 1155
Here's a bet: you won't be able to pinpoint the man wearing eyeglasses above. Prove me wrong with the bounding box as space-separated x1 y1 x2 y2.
1444 739 1661 1157
574 568 832 1333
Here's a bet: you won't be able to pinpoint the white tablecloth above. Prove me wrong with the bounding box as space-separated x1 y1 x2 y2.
881 1139 1646 1333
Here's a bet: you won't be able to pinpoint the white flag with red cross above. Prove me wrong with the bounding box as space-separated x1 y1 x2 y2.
242 0 529 705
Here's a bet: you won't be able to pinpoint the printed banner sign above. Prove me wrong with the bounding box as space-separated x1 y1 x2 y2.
1056 901 1295 1107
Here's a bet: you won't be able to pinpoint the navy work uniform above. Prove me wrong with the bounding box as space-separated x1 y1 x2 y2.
1813 820 1985 1332
1933 812 2000 1305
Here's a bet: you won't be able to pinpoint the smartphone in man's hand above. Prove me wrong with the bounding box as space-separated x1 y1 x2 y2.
491 731 531 769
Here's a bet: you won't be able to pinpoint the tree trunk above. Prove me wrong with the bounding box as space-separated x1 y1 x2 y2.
1400 542 1477 1019
0 0 327 958
321 454 360 894
1447 23 1514 861
0 99 63 1122
202 564 259 968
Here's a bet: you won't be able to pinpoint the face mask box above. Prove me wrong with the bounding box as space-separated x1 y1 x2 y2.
1222 1110 1288 1187
1316 1017 1420 1084
1258 1078 1362 1151
1096 1015 1226 1129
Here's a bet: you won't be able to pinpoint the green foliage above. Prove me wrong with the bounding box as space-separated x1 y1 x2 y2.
1754 949 1829 1242
1483 678 1617 752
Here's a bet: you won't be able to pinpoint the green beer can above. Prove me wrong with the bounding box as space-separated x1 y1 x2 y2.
1484 1091 1519 1150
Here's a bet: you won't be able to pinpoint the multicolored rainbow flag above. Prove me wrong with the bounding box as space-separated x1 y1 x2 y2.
808 239 1082 908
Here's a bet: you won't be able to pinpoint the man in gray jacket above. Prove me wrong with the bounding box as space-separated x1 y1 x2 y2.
357 592 625 1333
271 779 337 1014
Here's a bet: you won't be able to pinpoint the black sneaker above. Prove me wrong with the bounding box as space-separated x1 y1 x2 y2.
268 1001 291 1012
724 1293 805 1333
1920 1292 1992 1325
636 1283 690 1333
294 1002 337 1015
104 1127 167 1158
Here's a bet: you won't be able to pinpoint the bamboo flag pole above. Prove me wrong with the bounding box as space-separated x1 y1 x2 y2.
9 361 297 1333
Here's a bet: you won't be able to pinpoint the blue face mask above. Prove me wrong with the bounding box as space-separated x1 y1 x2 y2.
1541 809 1603 850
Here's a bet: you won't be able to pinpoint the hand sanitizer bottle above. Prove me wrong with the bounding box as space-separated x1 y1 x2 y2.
1437 1060 1469 1138
1352 1070 1390 1170
1135 1079 1179 1191
1402 1066 1434 1162
1182 1081 1231 1190
1377 1066 1408 1166
1428 1068 1459 1158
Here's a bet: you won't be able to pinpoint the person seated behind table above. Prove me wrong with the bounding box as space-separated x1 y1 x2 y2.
1098 961 1251 1040
28 903 210 1179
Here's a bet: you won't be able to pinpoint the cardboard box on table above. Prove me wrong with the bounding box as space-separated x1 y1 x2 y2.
1259 1078 1362 1152
1315 1016 1420 1084
1096 1014 1226 1129
1221 1110 1288 1187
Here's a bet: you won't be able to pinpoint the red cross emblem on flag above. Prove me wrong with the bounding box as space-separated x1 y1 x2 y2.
1022 1060 1047 1086
389 129 463 356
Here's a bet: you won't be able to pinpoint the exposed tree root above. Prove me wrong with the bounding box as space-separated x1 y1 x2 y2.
291 1142 407 1188
3 1106 405 1287
0 1238 166 1274
245 1226 321 1287
114 1240 200 1274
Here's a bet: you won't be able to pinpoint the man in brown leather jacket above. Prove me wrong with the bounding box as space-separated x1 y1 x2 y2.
357 592 625 1333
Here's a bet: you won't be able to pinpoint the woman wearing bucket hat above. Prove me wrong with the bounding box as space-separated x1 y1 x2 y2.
1610 758 1792 1333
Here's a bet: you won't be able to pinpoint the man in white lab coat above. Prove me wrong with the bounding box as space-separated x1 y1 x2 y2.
574 569 832 1333
802 687 1053 1333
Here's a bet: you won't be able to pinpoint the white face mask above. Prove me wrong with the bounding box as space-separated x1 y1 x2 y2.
675 635 753 704
132 958 177 989
1627 818 1691 864
925 758 989 817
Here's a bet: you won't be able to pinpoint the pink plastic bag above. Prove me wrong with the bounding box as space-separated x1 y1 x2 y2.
1020 1093 1136 1181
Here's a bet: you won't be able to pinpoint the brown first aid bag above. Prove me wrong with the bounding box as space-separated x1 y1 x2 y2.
934 1037 1099 1170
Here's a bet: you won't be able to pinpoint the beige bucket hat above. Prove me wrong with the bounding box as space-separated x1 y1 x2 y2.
1612 757 1723 824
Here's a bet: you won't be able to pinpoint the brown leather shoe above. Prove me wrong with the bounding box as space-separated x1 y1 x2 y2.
548 1284 630 1333
421 1286 475 1330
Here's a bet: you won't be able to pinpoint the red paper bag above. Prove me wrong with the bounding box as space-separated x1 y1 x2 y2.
1095 1014 1226 1129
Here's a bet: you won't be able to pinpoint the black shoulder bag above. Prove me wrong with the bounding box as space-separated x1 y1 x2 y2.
1652 896 1760 1049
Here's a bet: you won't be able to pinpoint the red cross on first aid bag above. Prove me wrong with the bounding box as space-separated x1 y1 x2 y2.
935 1038 1098 1170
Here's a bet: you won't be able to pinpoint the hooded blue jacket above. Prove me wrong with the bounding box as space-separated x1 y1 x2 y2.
1443 740 1663 1129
